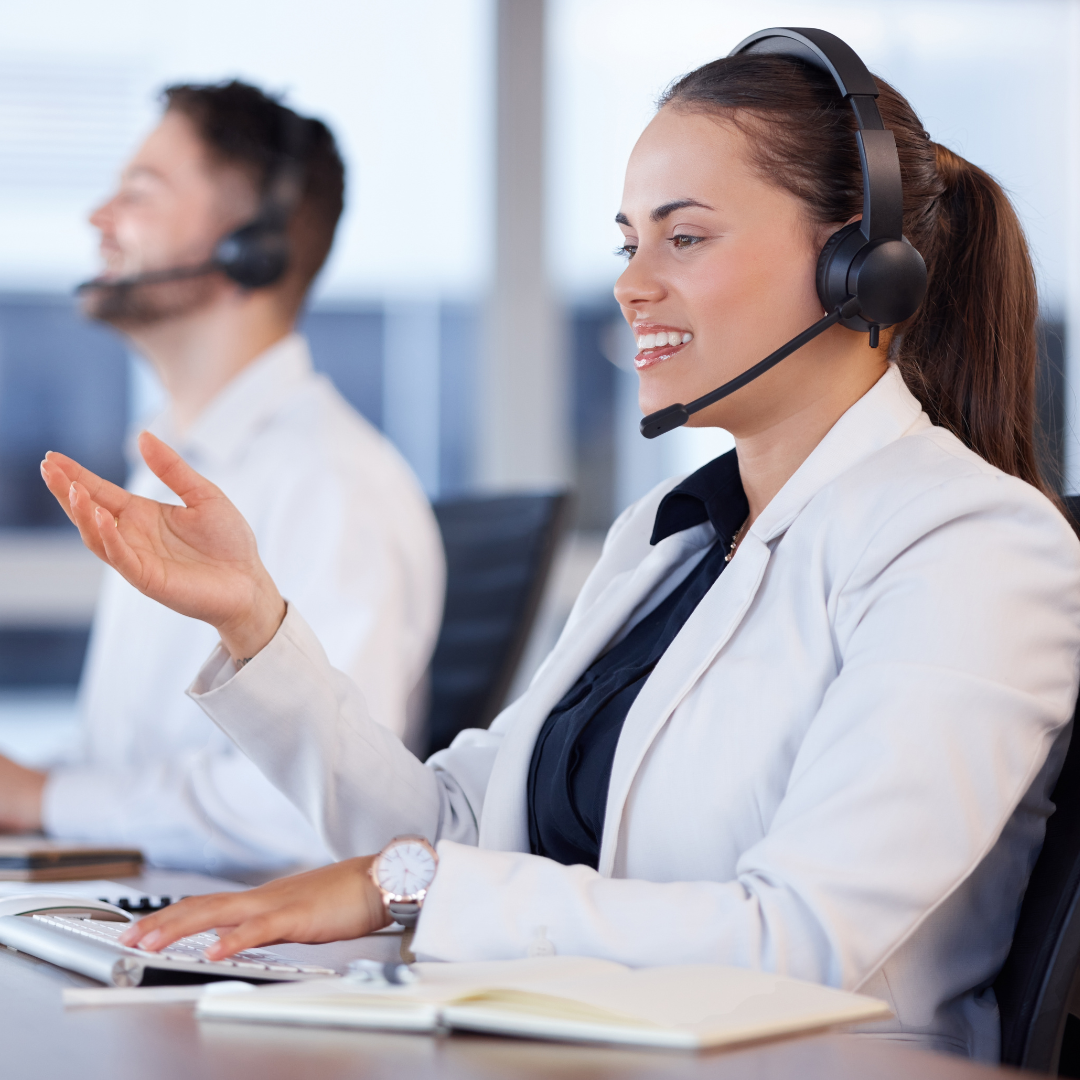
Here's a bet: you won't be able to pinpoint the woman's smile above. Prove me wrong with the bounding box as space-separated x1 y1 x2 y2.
633 323 694 370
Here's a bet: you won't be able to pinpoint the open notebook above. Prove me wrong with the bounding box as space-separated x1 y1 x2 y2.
197 956 891 1050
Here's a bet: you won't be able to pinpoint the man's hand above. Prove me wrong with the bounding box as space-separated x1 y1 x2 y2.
0 755 46 832
119 857 390 959
40 432 285 663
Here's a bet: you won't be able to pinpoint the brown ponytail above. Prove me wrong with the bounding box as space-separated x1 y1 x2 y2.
660 56 1049 495
896 144 1041 489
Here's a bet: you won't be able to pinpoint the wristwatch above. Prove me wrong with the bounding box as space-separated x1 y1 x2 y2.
369 835 439 929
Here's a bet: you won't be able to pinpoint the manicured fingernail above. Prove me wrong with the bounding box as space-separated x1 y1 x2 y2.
139 930 162 951
68 484 77 504
119 926 139 945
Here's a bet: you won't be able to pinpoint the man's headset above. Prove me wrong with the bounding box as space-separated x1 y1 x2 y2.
640 27 928 440
77 108 310 295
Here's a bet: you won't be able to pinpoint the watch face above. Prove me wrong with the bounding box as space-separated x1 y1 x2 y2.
375 839 437 900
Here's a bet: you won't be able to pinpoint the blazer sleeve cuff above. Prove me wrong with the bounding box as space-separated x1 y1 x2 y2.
412 841 601 962
184 602 347 790
188 602 299 698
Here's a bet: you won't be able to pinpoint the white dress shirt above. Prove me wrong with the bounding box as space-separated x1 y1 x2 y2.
43 334 445 874
189 365 1080 1058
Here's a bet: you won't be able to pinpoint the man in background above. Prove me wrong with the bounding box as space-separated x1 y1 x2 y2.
0 82 445 874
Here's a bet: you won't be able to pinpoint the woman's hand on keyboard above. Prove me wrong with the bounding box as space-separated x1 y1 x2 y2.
40 433 286 665
118 857 390 959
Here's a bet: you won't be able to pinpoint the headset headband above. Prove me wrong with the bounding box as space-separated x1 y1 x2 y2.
258 108 311 227
730 27 903 243
207 106 312 289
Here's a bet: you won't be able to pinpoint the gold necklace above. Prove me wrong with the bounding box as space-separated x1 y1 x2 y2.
725 519 749 563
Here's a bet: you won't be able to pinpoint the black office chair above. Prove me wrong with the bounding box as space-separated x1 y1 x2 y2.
424 491 571 757
995 494 1080 1074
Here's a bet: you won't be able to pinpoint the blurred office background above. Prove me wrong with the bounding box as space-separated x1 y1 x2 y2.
0 0 1077 754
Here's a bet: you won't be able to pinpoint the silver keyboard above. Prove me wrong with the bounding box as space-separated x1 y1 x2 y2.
1 914 335 986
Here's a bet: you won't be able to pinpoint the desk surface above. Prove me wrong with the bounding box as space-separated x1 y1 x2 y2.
2 869 1016 1080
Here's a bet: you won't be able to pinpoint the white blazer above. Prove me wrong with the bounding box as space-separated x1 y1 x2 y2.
191 365 1080 1060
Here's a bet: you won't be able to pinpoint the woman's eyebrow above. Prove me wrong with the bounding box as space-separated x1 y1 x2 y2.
650 198 714 222
614 199 715 228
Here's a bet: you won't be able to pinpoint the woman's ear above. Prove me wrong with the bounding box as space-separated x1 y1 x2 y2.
814 215 863 251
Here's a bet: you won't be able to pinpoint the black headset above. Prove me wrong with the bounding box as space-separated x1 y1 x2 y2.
640 27 928 439
77 107 311 295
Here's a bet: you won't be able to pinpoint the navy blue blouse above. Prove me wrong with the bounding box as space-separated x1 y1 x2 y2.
526 450 749 869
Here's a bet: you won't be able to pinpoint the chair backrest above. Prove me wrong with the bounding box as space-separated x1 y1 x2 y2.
424 491 571 757
995 494 1080 1073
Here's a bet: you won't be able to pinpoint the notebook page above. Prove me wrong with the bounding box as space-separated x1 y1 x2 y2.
443 965 892 1048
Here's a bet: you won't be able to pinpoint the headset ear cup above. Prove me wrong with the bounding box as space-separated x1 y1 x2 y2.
815 221 864 313
814 221 926 332
847 238 927 326
214 221 290 289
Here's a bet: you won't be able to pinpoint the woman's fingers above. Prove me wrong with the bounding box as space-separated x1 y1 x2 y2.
120 859 386 960
46 451 131 516
66 483 110 562
67 483 160 591
40 459 78 527
41 457 135 569
138 431 223 507
206 913 289 960
94 506 148 585
40 451 77 489
121 892 260 951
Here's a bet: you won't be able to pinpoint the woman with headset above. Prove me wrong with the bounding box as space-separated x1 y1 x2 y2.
39 31 1080 1059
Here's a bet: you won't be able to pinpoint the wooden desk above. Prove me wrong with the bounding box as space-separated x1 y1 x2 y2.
1 870 1016 1080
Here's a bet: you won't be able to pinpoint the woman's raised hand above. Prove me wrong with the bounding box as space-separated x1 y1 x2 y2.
118 857 390 960
40 431 285 662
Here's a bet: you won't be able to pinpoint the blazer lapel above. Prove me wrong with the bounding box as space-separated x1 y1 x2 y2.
750 363 925 545
597 533 772 876
478 524 714 852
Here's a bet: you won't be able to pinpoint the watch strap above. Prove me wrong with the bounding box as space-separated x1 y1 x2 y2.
387 900 421 929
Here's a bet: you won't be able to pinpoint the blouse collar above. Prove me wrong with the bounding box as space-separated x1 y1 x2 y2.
650 449 748 547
